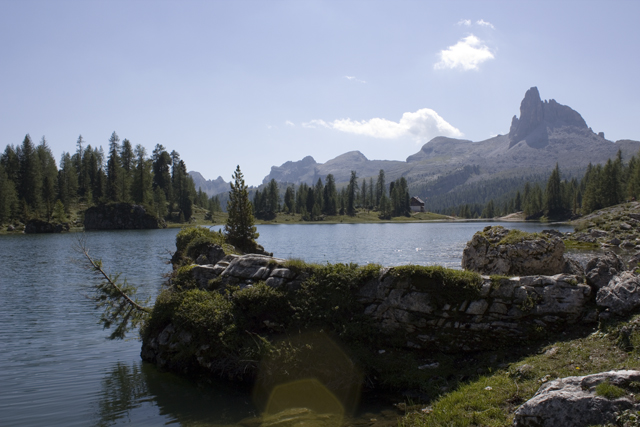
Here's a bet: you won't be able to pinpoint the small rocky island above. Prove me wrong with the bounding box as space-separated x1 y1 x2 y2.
136 203 640 426
84 203 166 230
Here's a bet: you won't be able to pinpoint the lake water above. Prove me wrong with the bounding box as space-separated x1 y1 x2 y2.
0 222 575 426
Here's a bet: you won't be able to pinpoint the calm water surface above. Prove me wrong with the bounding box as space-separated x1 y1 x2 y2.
0 222 575 426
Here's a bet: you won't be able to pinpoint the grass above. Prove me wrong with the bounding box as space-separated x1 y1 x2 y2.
399 317 640 427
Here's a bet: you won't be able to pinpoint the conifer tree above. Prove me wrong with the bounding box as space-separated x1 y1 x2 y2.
37 137 58 220
323 174 337 215
106 132 121 202
17 134 42 217
347 170 358 216
225 166 259 252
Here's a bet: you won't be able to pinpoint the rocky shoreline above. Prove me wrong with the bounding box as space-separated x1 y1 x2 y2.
139 206 640 426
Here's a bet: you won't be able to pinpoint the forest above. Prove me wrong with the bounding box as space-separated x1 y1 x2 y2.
445 150 640 220
0 133 221 224
252 169 412 220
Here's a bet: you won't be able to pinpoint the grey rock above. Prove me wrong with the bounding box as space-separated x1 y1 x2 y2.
466 299 489 315
596 271 640 315
461 226 566 276
610 237 622 245
514 370 640 427
84 203 165 230
590 229 609 238
586 251 625 289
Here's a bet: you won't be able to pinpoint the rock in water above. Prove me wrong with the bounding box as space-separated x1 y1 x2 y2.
461 226 567 276
514 370 640 427
83 203 166 230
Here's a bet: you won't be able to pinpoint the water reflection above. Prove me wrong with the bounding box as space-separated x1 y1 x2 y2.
95 361 257 426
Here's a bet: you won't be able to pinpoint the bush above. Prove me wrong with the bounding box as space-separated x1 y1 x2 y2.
595 380 627 400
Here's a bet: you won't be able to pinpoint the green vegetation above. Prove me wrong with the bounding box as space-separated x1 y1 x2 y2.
400 317 640 426
391 265 483 307
225 166 259 252
595 380 627 400
0 133 223 229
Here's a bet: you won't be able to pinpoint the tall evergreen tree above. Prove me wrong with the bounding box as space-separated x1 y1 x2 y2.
119 139 134 202
58 152 78 212
0 164 17 222
323 174 337 215
17 134 42 217
152 144 172 202
545 163 563 217
132 145 153 208
347 171 358 216
106 132 121 202
37 137 59 220
225 166 259 252
375 169 386 207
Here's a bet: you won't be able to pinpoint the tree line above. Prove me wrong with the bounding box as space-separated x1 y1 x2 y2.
448 150 640 219
0 133 221 224
252 169 411 220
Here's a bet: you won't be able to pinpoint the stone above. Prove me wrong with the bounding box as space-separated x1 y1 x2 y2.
585 251 625 290
83 202 166 230
461 226 566 276
24 219 56 233
466 300 489 315
590 229 608 238
514 370 640 427
596 271 640 315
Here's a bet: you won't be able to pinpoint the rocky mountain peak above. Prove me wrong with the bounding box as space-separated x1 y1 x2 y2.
508 86 588 149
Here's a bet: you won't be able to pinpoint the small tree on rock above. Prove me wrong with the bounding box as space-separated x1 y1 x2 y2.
225 165 259 252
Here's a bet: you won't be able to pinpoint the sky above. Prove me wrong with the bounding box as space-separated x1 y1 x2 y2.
1 0 639 186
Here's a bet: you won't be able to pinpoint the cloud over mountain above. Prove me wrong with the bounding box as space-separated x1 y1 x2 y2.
434 34 494 71
303 108 463 141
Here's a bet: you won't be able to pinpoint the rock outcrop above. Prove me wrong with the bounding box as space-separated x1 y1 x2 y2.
585 251 626 289
508 86 588 149
84 203 166 230
596 271 640 316
358 272 592 352
461 226 570 276
514 370 640 427
24 219 70 234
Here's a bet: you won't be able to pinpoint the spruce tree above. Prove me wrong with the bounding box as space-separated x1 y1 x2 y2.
224 166 259 252
106 132 121 202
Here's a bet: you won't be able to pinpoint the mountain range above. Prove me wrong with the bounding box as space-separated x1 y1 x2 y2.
190 87 640 209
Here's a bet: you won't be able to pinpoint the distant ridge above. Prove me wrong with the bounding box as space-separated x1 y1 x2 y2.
188 171 228 197
192 87 640 207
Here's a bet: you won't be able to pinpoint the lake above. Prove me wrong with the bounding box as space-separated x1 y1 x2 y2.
0 222 575 426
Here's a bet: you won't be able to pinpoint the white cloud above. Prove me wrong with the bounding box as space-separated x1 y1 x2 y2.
476 19 495 29
305 109 463 141
285 120 295 127
457 19 471 26
344 75 366 83
434 34 495 71
301 119 330 129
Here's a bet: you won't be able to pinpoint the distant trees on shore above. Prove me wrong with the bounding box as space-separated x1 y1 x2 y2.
0 133 221 224
252 169 410 220
449 150 640 219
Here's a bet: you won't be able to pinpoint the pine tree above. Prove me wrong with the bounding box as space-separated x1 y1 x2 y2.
323 174 337 215
37 137 58 220
347 170 358 216
545 163 563 217
375 169 386 207
225 166 259 252
119 139 134 202
17 134 42 218
0 164 17 222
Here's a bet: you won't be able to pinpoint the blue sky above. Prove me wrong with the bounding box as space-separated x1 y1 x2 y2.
1 0 639 186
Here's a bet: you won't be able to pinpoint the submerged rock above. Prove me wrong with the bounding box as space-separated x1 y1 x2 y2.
514 370 640 427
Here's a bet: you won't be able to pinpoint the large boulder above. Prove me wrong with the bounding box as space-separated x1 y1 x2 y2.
84 203 166 230
585 251 626 289
596 271 640 316
462 226 567 276
514 370 640 427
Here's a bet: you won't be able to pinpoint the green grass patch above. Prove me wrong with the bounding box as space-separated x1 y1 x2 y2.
391 265 483 307
563 240 600 249
400 317 640 427
595 380 627 400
